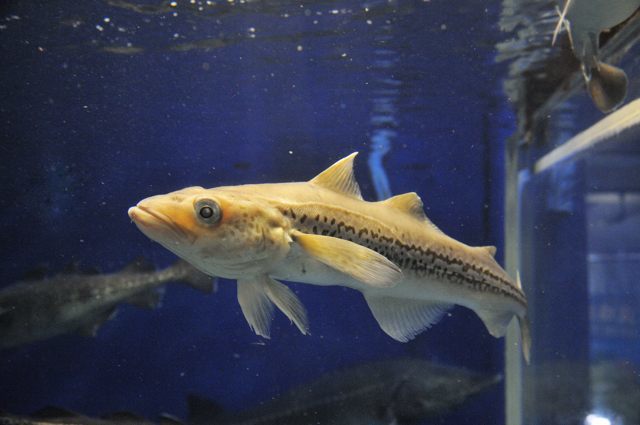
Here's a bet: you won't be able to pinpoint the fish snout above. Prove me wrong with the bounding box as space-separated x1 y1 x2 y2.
127 198 194 244
127 206 138 220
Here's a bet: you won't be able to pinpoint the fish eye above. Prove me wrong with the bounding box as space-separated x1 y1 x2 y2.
194 199 222 225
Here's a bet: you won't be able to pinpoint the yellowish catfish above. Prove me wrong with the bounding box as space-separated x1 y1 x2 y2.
128 153 531 361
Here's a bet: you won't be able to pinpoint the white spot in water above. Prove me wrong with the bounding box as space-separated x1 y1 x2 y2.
170 1 178 6
440 23 447 30
296 45 303 52
95 24 104 31
584 414 611 425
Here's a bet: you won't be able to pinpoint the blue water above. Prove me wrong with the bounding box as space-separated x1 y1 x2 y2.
0 1 512 423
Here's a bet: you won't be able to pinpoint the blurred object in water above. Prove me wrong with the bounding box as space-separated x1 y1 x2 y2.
497 0 640 142
0 258 214 350
188 359 501 425
552 0 640 112
525 360 640 425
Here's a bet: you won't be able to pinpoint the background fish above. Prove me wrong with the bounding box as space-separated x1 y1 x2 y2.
0 258 213 349
128 153 530 361
188 359 501 425
553 0 640 112
0 407 180 425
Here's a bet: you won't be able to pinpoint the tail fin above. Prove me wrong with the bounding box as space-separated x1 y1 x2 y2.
516 272 531 364
519 315 531 364
588 61 628 113
172 260 216 293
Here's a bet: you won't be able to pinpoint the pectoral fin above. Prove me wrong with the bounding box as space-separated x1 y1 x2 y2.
292 231 403 288
237 275 309 338
76 308 118 337
364 294 452 342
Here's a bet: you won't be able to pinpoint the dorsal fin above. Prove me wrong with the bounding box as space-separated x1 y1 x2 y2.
33 406 81 419
309 152 362 200
477 245 497 257
22 264 49 281
62 262 82 275
382 192 444 234
383 192 427 220
123 256 155 273
159 413 184 425
102 411 145 422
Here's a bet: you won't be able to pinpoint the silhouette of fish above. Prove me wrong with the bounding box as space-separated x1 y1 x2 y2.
0 258 213 349
188 359 501 425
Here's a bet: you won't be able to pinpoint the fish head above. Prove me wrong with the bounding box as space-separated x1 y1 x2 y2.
128 186 292 278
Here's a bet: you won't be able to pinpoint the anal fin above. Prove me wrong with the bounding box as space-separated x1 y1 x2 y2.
475 308 515 338
126 288 164 309
76 307 118 337
237 276 308 338
364 294 452 342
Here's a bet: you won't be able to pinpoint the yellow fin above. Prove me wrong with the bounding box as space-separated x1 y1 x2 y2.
291 231 402 288
382 192 443 234
309 152 363 200
237 275 309 338
477 245 497 257
382 192 426 220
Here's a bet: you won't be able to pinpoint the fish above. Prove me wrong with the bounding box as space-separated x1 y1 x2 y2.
0 407 181 425
188 359 501 425
0 258 213 349
553 0 640 112
128 153 531 361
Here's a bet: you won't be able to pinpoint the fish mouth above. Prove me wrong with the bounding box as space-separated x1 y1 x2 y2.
128 205 192 243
